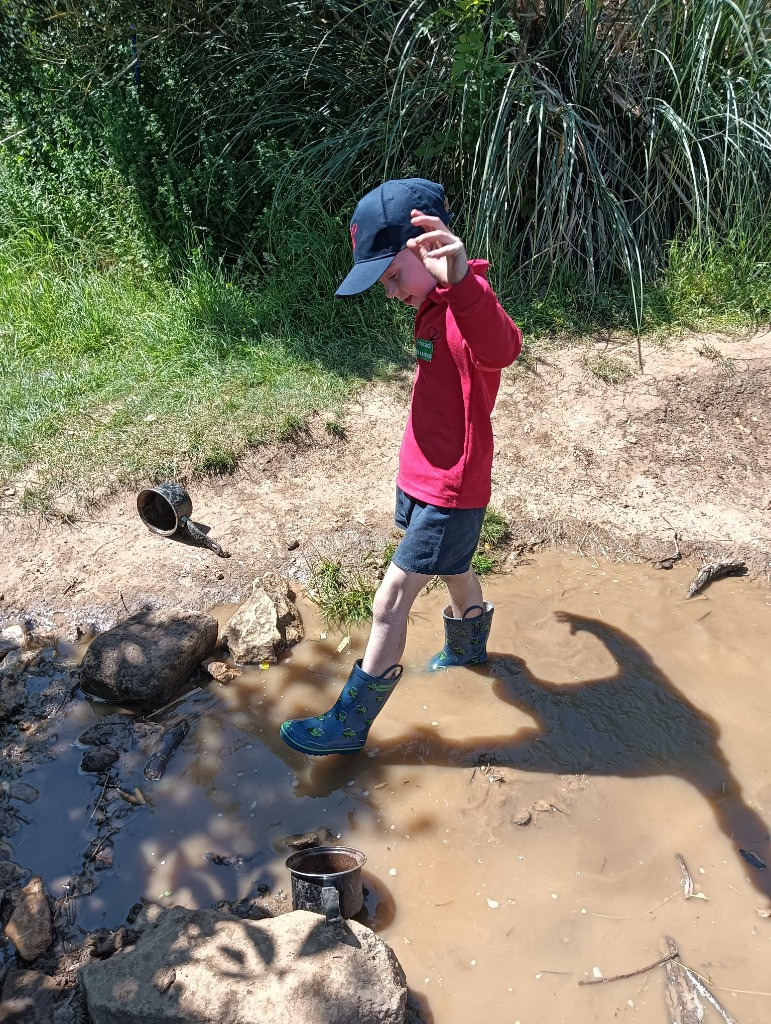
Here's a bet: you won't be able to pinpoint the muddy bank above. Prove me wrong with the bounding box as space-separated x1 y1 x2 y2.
1 331 770 630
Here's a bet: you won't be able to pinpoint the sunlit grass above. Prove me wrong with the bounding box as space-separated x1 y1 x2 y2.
0 227 413 511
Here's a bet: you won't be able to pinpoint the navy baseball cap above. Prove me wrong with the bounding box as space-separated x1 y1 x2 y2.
335 178 451 297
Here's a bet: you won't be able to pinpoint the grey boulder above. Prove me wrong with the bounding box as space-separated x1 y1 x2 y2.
0 969 70 1023
79 609 217 704
81 906 407 1024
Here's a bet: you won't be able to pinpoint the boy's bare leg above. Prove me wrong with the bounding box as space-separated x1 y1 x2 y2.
439 569 484 618
361 562 433 677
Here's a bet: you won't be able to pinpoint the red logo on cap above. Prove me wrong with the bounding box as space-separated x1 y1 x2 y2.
350 223 358 251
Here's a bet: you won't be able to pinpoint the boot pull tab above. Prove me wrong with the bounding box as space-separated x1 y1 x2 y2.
379 664 403 681
462 605 484 619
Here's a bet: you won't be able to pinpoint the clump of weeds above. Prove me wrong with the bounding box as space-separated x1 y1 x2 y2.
696 341 736 373
582 351 636 384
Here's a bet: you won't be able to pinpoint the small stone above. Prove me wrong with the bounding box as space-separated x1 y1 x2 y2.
287 539 300 551
533 800 558 813
0 623 28 649
126 902 144 924
512 811 532 826
6 781 39 804
282 831 320 850
486 899 499 909
592 967 603 978
203 660 241 685
81 747 120 774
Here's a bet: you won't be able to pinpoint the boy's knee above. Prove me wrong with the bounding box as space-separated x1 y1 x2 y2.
372 571 419 623
372 581 399 623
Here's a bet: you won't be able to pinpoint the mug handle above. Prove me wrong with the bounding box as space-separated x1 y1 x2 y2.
179 516 231 558
321 886 342 924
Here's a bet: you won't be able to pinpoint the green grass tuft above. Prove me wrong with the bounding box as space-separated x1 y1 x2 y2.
582 352 637 384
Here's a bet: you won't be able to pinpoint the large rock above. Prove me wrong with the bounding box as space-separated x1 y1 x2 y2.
0 969 69 1023
5 877 52 961
223 580 303 664
81 906 407 1024
79 610 217 704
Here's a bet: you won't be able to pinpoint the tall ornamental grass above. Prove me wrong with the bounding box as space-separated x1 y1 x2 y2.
3 1 770 315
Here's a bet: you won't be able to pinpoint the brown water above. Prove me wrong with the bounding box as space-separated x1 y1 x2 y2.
15 551 771 1023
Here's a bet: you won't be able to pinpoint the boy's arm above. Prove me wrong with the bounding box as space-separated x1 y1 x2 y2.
407 211 522 370
436 271 522 370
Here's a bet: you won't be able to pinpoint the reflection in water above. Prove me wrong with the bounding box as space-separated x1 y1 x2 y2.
364 612 771 902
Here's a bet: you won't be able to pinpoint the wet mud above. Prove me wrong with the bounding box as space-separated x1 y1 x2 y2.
1 550 770 1023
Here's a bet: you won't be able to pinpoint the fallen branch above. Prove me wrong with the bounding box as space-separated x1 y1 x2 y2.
679 963 741 1024
663 938 703 1024
578 949 679 986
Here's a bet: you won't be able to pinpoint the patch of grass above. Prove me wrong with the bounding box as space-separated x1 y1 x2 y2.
307 558 378 629
582 352 637 385
0 207 413 511
478 507 511 549
470 550 497 576
471 506 512 578
696 342 736 374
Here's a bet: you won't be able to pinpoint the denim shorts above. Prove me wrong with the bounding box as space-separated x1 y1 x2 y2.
391 487 486 576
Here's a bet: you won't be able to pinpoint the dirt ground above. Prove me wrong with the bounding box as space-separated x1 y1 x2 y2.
1 330 769 629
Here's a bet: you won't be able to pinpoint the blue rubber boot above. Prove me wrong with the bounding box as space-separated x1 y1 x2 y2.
429 602 494 670
280 660 403 756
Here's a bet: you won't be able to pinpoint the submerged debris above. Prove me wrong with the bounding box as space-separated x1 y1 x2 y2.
686 560 748 598
143 719 189 781
204 852 255 868
739 848 767 871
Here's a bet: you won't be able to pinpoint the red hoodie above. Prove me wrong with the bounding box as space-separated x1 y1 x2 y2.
396 260 522 509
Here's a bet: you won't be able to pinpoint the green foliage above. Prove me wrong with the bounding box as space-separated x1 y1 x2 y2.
4 0 770 308
472 505 511 576
307 558 378 629
0 222 413 510
478 506 510 549
1 0 770 514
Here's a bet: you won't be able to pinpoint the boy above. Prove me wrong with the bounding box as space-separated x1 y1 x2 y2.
280 178 522 756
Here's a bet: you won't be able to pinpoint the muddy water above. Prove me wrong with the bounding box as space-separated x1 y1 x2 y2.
15 551 771 1023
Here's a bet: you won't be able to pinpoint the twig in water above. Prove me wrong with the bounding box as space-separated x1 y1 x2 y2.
143 687 202 721
579 949 679 986
87 775 111 825
643 888 681 915
86 828 119 862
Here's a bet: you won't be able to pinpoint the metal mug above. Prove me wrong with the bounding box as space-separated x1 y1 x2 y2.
285 846 366 924
136 482 230 558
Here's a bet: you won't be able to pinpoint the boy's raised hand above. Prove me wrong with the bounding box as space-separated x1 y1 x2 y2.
406 210 469 287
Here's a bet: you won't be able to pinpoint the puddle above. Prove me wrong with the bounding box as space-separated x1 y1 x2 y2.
6 550 771 1023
